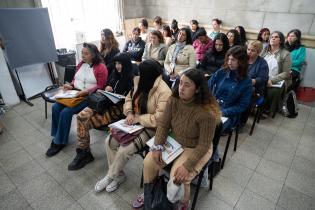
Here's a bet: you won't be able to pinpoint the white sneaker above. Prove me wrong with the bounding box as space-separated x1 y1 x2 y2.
105 173 127 192
95 175 113 192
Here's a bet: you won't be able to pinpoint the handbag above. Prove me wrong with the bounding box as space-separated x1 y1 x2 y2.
110 128 143 146
87 92 112 114
144 175 174 210
56 96 85 107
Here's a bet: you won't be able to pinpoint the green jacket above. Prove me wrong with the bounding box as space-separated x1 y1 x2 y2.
290 46 306 73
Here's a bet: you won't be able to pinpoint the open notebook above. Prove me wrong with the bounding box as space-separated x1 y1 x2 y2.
147 136 184 165
108 119 144 134
97 90 125 104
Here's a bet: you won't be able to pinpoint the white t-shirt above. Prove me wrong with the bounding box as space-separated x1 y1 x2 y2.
74 63 97 90
264 53 278 79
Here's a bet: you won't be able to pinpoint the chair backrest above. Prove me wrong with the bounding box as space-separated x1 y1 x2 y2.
64 65 76 83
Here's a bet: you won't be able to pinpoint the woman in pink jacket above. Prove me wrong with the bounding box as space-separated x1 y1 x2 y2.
193 28 213 63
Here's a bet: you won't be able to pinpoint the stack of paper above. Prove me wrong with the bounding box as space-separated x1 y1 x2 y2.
108 119 144 134
97 90 125 104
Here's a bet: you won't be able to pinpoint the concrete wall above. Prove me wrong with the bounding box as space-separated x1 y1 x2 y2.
124 0 315 36
0 0 41 8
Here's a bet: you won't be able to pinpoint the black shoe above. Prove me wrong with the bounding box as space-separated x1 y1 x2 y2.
46 142 65 157
68 148 94 170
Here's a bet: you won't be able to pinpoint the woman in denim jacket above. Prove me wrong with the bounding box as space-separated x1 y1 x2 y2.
208 46 252 166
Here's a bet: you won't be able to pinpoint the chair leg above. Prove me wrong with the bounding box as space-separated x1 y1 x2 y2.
257 106 262 124
209 163 214 191
191 169 205 210
250 107 259 135
234 126 239 151
221 130 232 169
45 101 47 119
140 168 144 188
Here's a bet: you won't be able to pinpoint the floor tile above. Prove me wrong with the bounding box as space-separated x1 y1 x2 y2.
247 172 283 203
0 190 29 210
278 185 313 210
256 158 290 182
235 189 276 210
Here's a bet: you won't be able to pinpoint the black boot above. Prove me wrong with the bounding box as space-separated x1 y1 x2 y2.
46 142 66 157
68 148 94 170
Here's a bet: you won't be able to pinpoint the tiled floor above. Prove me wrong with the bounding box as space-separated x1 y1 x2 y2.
0 97 315 210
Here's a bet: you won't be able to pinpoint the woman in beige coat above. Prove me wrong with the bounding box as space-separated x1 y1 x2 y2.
164 28 196 81
95 59 172 193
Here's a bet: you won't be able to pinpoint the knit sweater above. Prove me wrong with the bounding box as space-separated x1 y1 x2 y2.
154 96 217 172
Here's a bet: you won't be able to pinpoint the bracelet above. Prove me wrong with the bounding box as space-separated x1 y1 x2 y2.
150 144 164 151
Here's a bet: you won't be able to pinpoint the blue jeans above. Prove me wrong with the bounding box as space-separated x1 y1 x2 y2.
51 100 88 145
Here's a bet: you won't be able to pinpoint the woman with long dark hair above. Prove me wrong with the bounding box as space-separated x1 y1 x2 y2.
235 26 248 46
208 46 252 171
189 19 200 41
140 69 221 210
162 24 173 46
226 29 241 47
68 52 134 170
257 28 270 49
46 43 108 157
198 33 230 75
285 29 306 92
164 27 196 81
100 29 120 75
95 59 171 193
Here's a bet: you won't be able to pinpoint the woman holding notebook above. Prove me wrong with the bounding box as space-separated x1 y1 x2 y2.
68 52 134 171
94 59 171 193
45 43 108 157
141 69 221 210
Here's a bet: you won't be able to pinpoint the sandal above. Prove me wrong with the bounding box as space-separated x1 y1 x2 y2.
132 193 144 209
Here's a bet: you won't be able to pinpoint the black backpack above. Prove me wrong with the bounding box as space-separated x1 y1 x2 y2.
284 90 298 118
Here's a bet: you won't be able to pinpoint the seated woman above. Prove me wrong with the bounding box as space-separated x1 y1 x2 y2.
164 28 196 81
123 27 146 62
208 45 252 147
139 18 149 42
46 43 108 157
162 25 174 47
261 31 291 116
94 59 172 193
193 28 213 64
198 33 229 76
68 53 134 170
240 41 269 127
285 29 306 92
171 19 180 42
142 69 221 210
142 30 168 65
100 28 120 76
189 19 200 42
208 18 222 40
247 41 269 96
153 16 163 32
226 29 241 48
257 28 270 50
235 26 248 47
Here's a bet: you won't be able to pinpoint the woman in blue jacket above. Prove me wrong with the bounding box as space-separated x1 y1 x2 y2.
285 29 306 92
208 46 252 166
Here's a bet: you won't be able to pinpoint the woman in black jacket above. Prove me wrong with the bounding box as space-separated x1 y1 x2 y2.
198 33 229 76
68 52 134 171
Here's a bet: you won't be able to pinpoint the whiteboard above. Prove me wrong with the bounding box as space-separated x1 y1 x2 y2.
15 64 53 99
0 48 20 105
